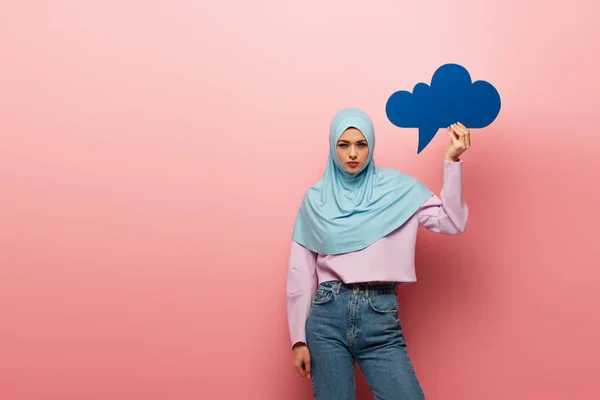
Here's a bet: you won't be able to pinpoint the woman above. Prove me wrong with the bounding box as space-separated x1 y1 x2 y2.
286 108 470 399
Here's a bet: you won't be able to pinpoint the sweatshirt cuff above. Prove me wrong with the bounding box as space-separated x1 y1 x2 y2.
292 340 307 349
291 336 307 349
444 158 463 164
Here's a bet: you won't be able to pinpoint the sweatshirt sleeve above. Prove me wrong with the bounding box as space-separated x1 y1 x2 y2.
286 241 318 349
417 159 469 234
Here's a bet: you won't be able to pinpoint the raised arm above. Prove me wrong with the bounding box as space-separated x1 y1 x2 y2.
286 241 318 349
417 159 469 234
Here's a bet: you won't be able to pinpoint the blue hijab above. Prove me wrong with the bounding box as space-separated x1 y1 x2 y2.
291 108 433 255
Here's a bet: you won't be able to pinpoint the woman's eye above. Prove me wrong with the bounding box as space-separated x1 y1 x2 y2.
358 143 367 147
338 144 348 148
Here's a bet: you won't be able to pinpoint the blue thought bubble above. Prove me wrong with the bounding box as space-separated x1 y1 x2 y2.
385 63 501 153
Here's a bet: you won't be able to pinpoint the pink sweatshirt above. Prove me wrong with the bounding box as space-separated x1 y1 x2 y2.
286 160 469 348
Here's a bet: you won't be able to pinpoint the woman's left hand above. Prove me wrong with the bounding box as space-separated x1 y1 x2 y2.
445 122 471 162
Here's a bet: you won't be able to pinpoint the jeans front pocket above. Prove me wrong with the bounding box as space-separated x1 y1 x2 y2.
368 293 399 314
312 288 335 305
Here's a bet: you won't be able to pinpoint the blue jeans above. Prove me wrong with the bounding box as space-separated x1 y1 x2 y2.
306 281 425 400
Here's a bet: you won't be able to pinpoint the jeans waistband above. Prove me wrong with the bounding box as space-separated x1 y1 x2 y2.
319 280 398 295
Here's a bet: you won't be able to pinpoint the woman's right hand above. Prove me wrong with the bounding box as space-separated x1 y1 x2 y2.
292 343 311 378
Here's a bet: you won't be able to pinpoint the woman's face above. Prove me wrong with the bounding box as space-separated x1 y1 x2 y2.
336 128 369 174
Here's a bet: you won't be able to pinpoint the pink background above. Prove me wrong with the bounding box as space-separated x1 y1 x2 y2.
1 1 599 399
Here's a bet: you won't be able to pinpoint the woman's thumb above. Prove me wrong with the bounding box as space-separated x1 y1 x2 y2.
304 355 311 378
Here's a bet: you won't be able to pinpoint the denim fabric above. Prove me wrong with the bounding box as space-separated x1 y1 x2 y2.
306 281 425 400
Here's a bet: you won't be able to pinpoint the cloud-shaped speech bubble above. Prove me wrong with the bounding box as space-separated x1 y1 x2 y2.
385 63 501 153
